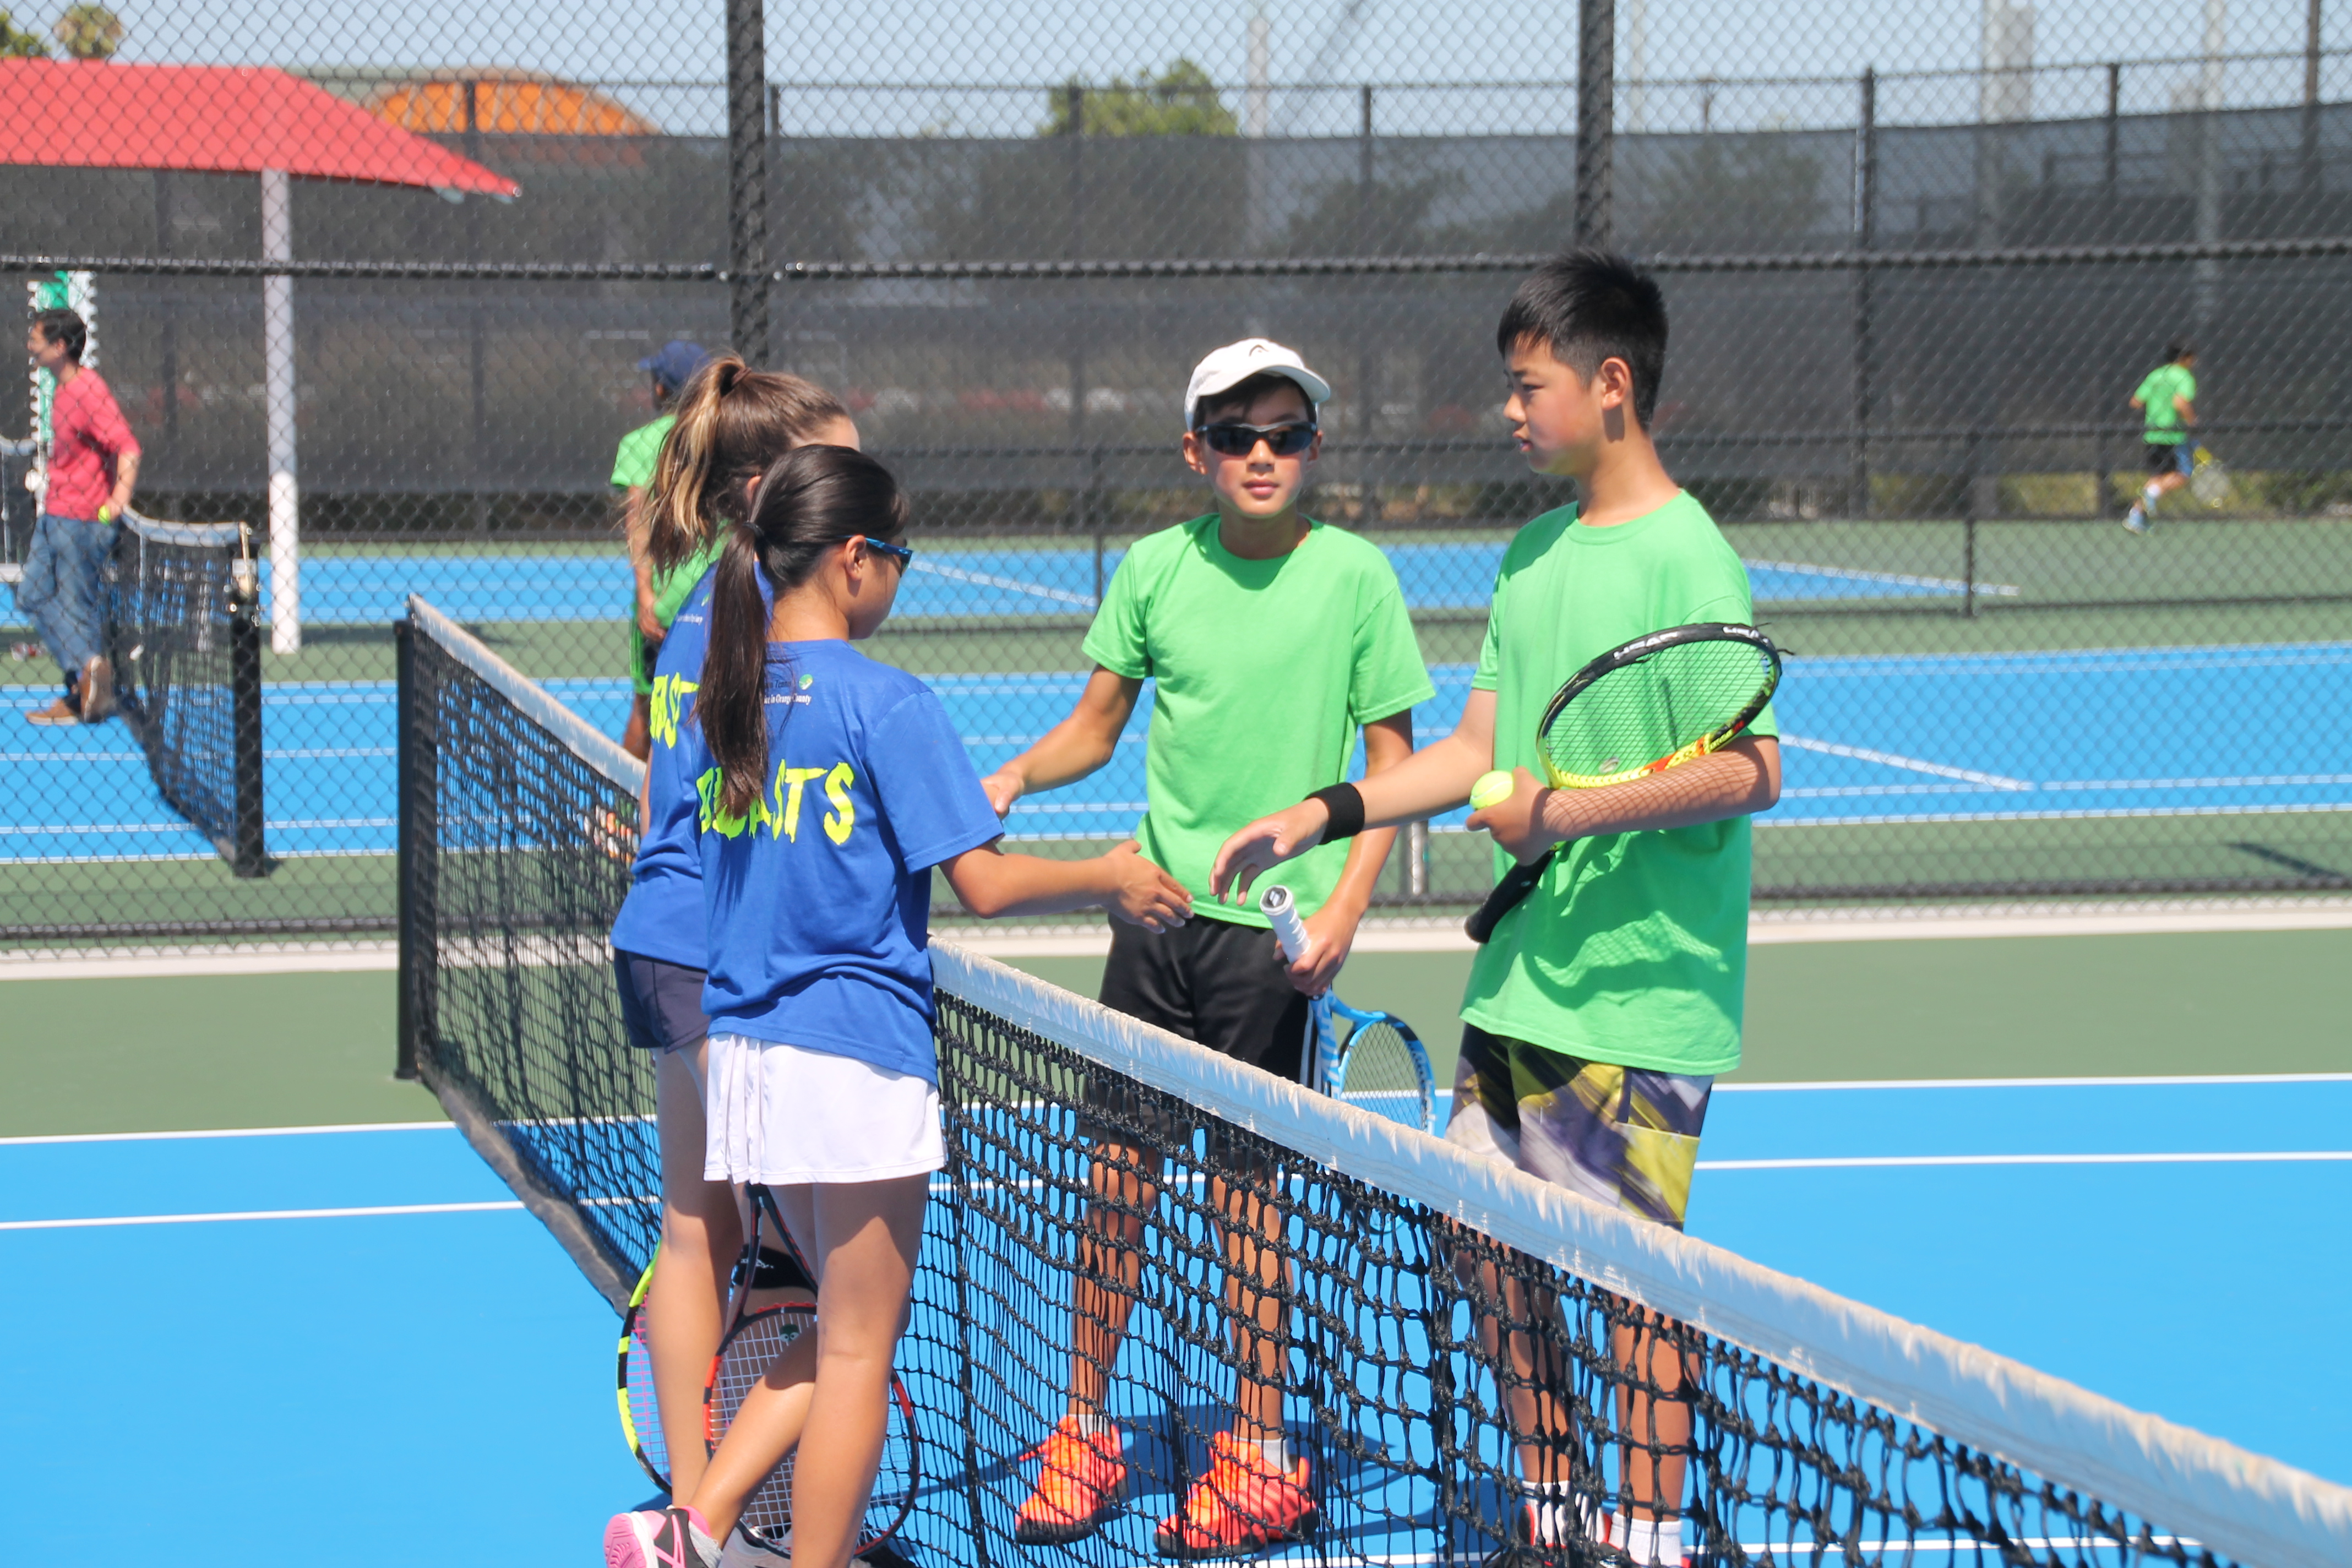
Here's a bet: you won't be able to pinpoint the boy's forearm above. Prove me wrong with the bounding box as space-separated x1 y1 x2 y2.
1356 732 1491 828
1536 739 1779 842
1325 825 1397 918
953 847 1115 918
1000 717 1120 794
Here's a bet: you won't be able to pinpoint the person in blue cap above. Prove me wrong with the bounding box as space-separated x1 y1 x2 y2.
618 339 712 758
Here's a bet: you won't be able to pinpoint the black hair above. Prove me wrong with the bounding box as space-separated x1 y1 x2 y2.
2164 337 2197 363
1495 249 1669 428
700 444 910 819
1195 371 1316 428
32 308 87 364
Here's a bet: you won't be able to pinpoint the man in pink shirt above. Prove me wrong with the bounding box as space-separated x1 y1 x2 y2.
18 308 139 725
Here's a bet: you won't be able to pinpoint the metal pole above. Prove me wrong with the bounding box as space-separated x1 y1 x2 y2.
230 568 267 876
726 0 769 360
394 616 427 1079
1850 68 1876 520
260 166 298 654
155 171 177 511
1359 84 1378 498
465 80 488 538
2104 61 2122 231
1575 0 1615 246
2302 0 2324 194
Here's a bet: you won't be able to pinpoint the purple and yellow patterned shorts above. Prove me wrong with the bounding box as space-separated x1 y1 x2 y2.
1445 1025 1714 1230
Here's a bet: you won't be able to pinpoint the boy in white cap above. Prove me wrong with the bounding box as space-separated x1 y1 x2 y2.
983 340 1432 1557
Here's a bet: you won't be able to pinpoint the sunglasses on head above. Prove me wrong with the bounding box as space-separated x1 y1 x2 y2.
1194 420 1318 458
861 536 914 568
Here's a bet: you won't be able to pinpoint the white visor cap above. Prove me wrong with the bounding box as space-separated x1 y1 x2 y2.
1183 338 1332 431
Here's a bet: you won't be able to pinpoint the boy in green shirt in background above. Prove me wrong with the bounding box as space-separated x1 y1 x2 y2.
984 339 1433 1558
617 339 710 758
1213 252 1781 1568
2124 338 2197 535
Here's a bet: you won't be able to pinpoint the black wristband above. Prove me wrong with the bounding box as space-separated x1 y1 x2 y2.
1308 783 1366 842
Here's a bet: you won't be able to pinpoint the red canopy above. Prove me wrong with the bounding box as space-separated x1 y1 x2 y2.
0 61 521 197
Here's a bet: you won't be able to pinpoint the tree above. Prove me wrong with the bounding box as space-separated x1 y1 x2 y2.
0 9 48 57
53 3 124 60
1041 59 1238 138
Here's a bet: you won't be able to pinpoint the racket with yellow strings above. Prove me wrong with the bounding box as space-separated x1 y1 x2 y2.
1465 623 1781 945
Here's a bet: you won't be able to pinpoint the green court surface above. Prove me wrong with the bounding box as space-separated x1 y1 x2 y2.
7 925 2345 1139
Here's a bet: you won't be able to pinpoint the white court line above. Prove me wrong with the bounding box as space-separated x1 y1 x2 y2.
1778 736 2030 790
0 1200 524 1231
1745 558 2022 596
910 559 1097 608
0 1120 448 1146
1700 1151 2352 1171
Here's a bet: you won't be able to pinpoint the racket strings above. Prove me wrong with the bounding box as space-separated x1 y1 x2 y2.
1542 640 1775 785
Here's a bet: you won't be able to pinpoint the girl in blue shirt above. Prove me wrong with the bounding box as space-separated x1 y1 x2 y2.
606 445 1191 1568
608 357 858 1505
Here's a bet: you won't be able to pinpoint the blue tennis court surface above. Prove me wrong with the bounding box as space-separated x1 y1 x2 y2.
5 1075 2345 1567
13 643 2351 863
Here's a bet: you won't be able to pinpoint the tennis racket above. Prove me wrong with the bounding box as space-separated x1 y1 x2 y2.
619 1237 820 1496
1260 885 1436 1133
2189 445 2233 507
705 1185 921 1555
1464 622 1782 946
619 1256 669 1491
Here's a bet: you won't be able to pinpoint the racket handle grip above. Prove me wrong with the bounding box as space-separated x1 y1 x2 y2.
1464 854 1549 945
1260 885 1310 963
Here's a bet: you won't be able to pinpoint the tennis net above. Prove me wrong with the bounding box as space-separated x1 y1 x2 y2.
394 596 2351 1568
104 510 266 876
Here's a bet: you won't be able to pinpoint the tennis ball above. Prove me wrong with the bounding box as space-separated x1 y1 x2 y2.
1469 770 1515 811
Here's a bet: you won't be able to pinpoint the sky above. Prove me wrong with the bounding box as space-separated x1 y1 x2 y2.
25 0 2350 136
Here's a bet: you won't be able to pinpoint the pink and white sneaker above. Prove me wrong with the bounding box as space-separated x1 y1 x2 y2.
603 1504 720 1568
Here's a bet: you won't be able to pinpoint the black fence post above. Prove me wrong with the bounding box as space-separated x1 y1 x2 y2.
465 79 490 537
2302 0 2326 195
1850 68 1877 520
230 573 266 878
2104 62 2122 231
1575 0 1614 246
395 616 438 1082
726 0 769 360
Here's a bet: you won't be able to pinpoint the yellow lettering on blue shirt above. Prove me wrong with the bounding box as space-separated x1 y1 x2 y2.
823 761 856 845
696 760 858 846
649 673 698 750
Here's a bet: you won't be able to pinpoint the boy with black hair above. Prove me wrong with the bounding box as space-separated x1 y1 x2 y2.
2124 339 2198 535
985 337 1433 1558
18 308 138 726
1212 252 1781 1568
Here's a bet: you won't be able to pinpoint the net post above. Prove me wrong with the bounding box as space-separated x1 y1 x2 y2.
228 575 267 878
394 615 438 1081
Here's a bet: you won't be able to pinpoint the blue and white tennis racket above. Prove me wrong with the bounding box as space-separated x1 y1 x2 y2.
1260 886 1436 1133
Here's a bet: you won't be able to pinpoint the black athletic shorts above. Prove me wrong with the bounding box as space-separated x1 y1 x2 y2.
2143 440 2191 476
1080 914 1315 1161
612 947 710 1054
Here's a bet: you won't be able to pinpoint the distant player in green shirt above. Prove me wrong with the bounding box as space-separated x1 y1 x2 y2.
1212 253 1781 1568
617 339 708 758
2124 338 2197 535
984 339 1434 1558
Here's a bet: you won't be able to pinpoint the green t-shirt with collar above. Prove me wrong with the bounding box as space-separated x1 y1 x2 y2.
1081 514 1435 927
2133 364 2196 443
1461 491 1777 1077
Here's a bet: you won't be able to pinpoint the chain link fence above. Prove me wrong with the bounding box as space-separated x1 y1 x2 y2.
4 0 2349 949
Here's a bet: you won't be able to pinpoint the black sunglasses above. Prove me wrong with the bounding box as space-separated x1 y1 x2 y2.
861 537 914 568
1194 420 1318 458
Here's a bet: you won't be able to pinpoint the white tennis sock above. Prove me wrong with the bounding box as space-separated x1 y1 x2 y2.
1617 1513 1684 1566
1255 1435 1292 1469
1069 1411 1117 1440
1522 1480 1580 1547
2142 480 2164 508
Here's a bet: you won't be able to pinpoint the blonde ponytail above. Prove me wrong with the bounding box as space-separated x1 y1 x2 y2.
641 355 852 578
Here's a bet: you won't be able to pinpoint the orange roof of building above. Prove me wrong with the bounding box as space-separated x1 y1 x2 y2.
366 72 660 137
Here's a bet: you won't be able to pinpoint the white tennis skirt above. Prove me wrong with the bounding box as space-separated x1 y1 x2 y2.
704 1032 945 1185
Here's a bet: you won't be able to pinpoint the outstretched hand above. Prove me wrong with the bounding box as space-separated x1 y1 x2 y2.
1102 840 1192 933
1208 800 1331 903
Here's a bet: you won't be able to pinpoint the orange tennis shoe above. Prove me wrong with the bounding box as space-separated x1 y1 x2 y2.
1153 1431 1316 1559
1014 1416 1127 1545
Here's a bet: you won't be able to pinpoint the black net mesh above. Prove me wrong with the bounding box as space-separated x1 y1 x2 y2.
6 3 2351 950
395 598 2321 1568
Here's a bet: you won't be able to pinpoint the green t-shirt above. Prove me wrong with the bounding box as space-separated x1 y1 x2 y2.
1460 492 1778 1077
2133 364 2196 443
629 539 726 695
1081 515 1434 927
612 414 674 489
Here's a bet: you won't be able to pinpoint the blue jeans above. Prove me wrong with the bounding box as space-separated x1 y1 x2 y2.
14 512 118 681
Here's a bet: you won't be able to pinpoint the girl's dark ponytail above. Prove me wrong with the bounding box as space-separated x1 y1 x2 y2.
700 523 777 820
699 445 911 822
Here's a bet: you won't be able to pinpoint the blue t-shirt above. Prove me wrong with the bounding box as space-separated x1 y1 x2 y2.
683 640 1005 1080
608 567 753 968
